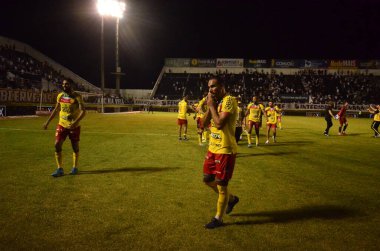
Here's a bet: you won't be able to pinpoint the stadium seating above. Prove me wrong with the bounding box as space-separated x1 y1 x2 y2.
155 69 380 105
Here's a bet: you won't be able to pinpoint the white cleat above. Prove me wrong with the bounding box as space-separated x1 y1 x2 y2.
265 140 269 144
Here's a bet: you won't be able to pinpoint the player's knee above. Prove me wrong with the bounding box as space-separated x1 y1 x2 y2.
203 174 215 183
55 142 62 152
216 179 229 186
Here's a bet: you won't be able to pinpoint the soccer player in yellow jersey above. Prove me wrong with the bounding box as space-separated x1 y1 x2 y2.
43 80 86 177
368 104 380 137
245 96 265 147
195 92 209 145
276 104 283 130
177 95 190 140
265 101 280 144
201 77 239 229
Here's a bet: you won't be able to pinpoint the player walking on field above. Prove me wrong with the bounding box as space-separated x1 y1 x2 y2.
201 77 240 229
337 101 349 135
177 95 190 140
265 101 280 144
368 104 380 137
324 101 335 136
195 92 209 145
43 79 86 177
245 96 265 147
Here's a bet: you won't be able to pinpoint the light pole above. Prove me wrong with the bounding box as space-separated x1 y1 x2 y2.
97 0 126 111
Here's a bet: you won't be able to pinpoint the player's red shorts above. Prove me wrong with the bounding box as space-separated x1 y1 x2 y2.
339 117 347 125
177 119 188 126
203 151 236 182
196 117 203 129
267 123 277 129
248 120 260 130
55 124 81 142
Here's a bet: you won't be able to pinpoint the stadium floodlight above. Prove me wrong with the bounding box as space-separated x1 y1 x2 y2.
97 0 126 112
97 0 126 18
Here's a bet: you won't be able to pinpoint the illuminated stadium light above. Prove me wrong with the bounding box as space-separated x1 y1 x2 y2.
97 0 126 18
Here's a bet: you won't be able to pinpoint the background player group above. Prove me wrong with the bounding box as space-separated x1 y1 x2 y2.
179 94 284 147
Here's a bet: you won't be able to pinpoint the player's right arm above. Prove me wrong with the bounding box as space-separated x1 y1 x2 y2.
43 102 60 130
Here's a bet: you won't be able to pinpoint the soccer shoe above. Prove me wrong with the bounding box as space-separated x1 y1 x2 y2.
51 168 64 177
226 196 239 214
324 133 329 137
179 137 182 141
247 144 252 148
265 140 269 144
183 137 189 141
204 218 224 229
70 167 78 175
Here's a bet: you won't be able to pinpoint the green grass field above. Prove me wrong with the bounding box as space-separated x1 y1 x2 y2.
0 112 379 250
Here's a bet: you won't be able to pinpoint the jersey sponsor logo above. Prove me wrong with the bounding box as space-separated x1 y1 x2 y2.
211 132 221 139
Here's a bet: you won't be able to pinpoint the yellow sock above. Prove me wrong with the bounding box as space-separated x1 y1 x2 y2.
216 185 229 219
73 152 79 168
198 134 202 144
255 136 259 145
247 133 252 144
279 122 282 129
55 152 62 168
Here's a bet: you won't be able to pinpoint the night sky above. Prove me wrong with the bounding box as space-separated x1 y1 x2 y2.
1 0 380 89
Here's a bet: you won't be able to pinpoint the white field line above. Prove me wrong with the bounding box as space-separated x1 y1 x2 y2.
0 127 175 137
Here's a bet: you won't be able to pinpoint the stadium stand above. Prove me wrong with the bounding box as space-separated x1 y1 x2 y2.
155 69 380 105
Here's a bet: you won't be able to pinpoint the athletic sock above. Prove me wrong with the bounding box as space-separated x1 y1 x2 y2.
216 185 229 219
198 134 202 144
255 136 259 145
247 133 252 144
73 152 79 168
343 124 348 132
55 152 63 168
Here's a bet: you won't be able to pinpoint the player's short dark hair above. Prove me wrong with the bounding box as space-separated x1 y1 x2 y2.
209 75 224 86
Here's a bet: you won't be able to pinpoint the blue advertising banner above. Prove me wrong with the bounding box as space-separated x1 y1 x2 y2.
271 59 298 68
303 60 328 68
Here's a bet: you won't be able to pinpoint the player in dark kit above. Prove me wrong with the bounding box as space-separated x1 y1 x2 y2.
324 101 335 136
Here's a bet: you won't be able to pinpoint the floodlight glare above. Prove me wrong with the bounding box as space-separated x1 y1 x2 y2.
97 0 126 18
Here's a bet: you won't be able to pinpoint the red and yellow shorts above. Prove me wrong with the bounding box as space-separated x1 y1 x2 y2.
267 123 277 129
177 119 188 126
248 120 261 130
203 151 236 183
55 124 81 142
